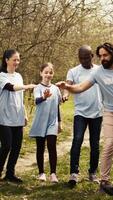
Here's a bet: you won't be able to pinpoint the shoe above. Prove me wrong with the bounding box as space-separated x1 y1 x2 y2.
38 173 46 181
68 173 78 188
89 173 100 184
50 173 58 183
99 180 113 196
3 175 23 183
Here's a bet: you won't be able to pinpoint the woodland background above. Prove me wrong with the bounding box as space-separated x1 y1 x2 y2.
0 0 113 83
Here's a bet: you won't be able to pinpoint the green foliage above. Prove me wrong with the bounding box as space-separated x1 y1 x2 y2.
1 0 113 83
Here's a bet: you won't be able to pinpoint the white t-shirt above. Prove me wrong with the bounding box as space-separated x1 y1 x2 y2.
67 64 102 118
89 65 113 112
30 83 61 137
0 72 25 126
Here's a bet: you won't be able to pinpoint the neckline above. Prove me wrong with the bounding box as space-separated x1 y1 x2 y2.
40 83 51 87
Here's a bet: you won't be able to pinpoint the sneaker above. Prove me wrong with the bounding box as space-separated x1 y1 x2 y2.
99 180 113 196
3 175 23 183
89 173 100 184
50 173 58 183
38 173 46 181
68 173 78 188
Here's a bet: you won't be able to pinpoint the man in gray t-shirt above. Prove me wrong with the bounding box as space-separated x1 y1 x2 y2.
63 45 102 188
57 43 113 196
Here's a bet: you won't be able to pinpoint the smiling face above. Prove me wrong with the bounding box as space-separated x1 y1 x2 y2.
98 48 113 69
6 52 20 73
40 64 54 85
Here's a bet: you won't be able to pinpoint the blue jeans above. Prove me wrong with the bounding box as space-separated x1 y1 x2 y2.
70 115 102 174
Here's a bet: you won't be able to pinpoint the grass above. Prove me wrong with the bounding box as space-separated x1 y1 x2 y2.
0 149 112 200
0 96 113 199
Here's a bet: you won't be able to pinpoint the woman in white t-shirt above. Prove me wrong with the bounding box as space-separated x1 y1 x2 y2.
0 49 35 183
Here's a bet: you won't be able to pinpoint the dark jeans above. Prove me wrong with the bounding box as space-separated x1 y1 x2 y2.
70 115 102 174
0 125 23 176
36 135 57 174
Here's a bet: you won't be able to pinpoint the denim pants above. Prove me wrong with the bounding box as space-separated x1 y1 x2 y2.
0 125 23 176
70 115 102 174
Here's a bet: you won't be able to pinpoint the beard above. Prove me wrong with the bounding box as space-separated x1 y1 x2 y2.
102 57 113 69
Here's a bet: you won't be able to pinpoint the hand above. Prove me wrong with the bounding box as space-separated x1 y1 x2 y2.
58 122 62 133
62 94 68 102
43 89 52 99
56 81 66 89
23 84 36 90
24 117 28 127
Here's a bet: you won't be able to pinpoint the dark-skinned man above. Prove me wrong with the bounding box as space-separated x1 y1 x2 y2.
62 45 103 188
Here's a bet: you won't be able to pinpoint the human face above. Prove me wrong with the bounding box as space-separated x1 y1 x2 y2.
6 52 20 73
79 51 92 69
98 48 113 69
40 66 54 85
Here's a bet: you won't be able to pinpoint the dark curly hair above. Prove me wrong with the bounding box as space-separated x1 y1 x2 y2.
96 42 113 57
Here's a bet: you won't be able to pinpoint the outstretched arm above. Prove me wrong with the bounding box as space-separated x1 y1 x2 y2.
56 80 93 93
13 84 36 91
3 83 36 91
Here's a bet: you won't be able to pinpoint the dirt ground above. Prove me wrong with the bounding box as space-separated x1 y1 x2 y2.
16 127 104 174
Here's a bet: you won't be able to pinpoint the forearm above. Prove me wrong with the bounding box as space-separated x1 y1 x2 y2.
13 84 36 91
13 85 25 91
65 83 83 93
3 83 25 91
56 80 93 93
3 83 36 92
35 97 46 105
65 81 92 93
58 105 61 122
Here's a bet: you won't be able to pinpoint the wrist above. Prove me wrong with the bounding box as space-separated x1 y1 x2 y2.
42 95 46 100
22 85 26 90
65 84 69 90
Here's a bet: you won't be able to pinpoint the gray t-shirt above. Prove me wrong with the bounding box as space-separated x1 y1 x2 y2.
89 65 113 112
30 83 61 137
67 64 102 118
0 72 25 126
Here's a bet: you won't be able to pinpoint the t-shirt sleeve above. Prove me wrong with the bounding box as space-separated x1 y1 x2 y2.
66 69 74 82
87 68 97 84
33 85 41 100
18 73 23 85
0 73 9 90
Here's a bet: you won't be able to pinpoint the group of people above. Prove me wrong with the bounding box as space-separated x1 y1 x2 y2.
0 51 61 184
57 42 113 195
0 42 113 196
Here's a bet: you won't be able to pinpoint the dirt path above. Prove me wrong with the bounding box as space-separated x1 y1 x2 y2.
16 128 103 174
